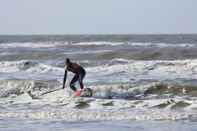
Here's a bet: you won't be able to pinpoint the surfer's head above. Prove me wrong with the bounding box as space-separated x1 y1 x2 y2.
66 58 70 65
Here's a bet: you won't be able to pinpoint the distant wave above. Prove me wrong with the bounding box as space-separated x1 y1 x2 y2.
74 41 195 47
74 41 123 46
0 42 67 49
127 42 195 47
0 41 195 52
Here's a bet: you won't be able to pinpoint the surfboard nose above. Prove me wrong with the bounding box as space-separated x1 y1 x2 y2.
74 90 82 97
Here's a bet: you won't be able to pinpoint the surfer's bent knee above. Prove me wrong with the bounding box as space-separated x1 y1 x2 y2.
70 83 77 91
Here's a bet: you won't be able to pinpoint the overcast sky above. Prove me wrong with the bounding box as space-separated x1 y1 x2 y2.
0 0 196 34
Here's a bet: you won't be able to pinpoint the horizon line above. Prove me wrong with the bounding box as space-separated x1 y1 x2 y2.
0 33 197 36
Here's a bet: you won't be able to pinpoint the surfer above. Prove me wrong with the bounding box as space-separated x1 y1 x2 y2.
62 58 86 96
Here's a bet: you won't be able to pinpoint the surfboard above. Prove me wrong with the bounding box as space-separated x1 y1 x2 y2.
74 90 82 97
74 88 93 97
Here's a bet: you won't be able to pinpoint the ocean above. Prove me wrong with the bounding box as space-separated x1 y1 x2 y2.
1 34 197 130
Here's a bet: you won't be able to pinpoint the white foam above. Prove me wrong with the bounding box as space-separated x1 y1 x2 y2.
74 41 195 48
0 41 195 49
1 58 197 86
1 79 197 121
0 109 191 121
86 59 197 83
0 80 61 98
0 60 63 73
127 42 195 47
74 41 123 46
1 59 197 84
63 49 112 55
0 96 197 121
0 42 67 49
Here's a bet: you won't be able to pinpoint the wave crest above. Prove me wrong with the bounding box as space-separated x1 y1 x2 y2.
0 60 62 73
0 80 61 98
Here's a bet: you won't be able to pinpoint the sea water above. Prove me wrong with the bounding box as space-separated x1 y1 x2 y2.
1 35 197 130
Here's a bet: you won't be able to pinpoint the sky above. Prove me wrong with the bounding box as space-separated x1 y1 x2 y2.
0 0 197 34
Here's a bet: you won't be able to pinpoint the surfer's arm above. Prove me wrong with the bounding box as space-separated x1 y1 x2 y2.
62 69 67 89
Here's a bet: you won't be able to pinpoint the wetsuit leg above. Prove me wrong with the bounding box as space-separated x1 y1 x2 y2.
79 70 86 90
70 74 79 91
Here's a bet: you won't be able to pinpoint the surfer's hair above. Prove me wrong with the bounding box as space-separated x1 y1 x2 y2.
66 58 70 64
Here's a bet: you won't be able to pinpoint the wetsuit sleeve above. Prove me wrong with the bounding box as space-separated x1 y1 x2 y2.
62 68 67 89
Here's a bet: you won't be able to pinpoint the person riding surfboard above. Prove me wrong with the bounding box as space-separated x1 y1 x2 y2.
62 58 86 96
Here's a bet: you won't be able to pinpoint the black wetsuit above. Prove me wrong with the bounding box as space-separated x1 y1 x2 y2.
63 62 86 91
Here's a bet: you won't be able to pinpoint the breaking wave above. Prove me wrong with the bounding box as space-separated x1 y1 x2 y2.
1 79 197 99
1 80 197 121
1 58 197 83
0 60 62 73
0 80 61 98
87 58 197 84
87 82 197 99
